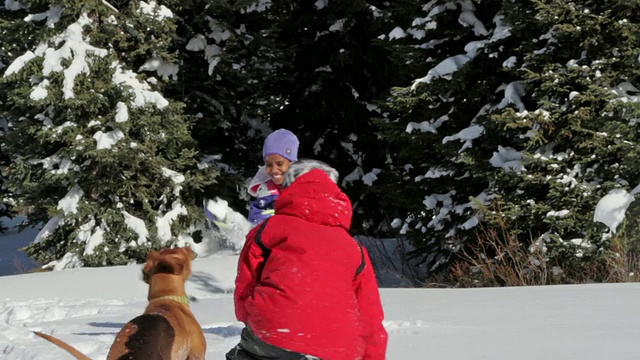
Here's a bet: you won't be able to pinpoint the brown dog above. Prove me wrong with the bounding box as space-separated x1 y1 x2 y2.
33 246 207 360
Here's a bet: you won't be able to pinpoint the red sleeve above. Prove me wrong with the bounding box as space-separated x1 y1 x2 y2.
354 247 388 360
233 226 266 323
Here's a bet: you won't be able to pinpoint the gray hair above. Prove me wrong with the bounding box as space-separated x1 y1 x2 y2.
282 159 339 188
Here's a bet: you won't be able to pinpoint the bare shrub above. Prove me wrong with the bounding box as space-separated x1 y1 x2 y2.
447 220 556 287
13 255 30 274
444 216 640 287
601 236 640 283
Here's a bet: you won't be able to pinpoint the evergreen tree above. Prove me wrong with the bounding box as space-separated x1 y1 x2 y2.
165 0 281 174
0 121 12 233
379 0 640 280
251 0 408 234
170 0 416 231
144 0 301 214
0 123 12 233
0 0 216 267
0 0 24 233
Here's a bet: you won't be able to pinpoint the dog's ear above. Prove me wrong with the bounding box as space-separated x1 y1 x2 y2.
142 262 152 284
142 251 159 284
142 267 151 284
183 246 197 260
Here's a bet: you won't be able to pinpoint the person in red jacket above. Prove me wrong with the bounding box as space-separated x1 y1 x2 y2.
226 159 388 360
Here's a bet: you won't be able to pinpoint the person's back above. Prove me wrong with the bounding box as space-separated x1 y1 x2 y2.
232 161 388 360
245 185 367 358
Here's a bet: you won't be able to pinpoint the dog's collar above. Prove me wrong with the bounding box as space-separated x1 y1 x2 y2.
152 295 190 305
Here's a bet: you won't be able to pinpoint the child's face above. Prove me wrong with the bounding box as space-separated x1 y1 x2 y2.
264 154 291 185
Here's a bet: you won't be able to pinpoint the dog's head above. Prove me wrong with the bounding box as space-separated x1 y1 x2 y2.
142 246 196 284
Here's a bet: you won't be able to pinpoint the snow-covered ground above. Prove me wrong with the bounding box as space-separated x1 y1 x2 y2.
1 210 639 360
0 251 638 359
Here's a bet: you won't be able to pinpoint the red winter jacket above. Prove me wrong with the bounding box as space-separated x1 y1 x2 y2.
234 169 388 360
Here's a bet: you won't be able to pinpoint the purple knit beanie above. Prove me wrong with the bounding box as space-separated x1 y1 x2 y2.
262 129 299 162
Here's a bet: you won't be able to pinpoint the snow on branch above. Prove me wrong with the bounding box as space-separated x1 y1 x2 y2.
5 13 110 99
496 81 526 112
593 189 635 234
411 11 512 89
412 54 471 88
442 124 484 152
112 62 169 109
24 5 63 27
138 1 173 20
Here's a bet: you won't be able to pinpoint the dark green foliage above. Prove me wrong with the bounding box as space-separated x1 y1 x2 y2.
167 0 415 231
0 0 217 266
0 144 12 233
379 0 640 279
153 0 292 212
259 0 411 234
163 0 275 164
3 0 640 283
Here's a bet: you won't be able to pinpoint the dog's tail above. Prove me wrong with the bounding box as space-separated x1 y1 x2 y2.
33 331 91 360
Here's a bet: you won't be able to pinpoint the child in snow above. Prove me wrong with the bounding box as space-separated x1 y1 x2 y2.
226 159 388 360
246 129 299 226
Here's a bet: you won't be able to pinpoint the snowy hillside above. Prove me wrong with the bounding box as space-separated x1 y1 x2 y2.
0 252 638 359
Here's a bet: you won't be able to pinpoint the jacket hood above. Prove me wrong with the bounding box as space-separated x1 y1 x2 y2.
274 169 352 229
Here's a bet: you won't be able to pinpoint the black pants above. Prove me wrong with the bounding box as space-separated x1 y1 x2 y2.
226 327 317 360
